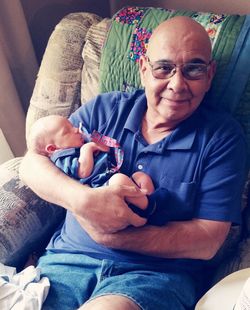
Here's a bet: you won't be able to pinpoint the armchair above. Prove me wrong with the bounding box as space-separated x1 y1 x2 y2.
0 12 104 269
0 5 250 304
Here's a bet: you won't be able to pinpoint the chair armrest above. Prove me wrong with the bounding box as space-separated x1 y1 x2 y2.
25 12 102 140
0 158 65 270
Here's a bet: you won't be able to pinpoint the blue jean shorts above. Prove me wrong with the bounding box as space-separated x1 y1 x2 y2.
38 251 197 310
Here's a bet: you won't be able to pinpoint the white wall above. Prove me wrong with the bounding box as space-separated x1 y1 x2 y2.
0 129 14 164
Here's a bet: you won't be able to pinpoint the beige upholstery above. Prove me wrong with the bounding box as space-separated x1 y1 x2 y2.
26 12 104 140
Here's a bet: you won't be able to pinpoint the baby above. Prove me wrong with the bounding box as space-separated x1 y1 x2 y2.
27 115 156 215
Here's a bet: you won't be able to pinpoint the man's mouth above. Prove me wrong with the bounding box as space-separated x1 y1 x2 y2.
162 97 190 104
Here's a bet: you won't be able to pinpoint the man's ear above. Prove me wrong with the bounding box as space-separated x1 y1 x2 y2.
139 55 147 87
45 144 57 154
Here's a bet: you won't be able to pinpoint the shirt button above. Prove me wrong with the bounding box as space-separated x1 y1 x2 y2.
138 164 143 170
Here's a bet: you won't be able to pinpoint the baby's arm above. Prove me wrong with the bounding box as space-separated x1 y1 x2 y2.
78 142 109 178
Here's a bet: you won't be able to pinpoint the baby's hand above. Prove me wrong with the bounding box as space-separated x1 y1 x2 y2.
80 142 109 156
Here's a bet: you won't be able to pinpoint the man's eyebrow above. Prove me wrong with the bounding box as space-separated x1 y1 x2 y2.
154 59 173 63
153 58 207 64
187 58 207 64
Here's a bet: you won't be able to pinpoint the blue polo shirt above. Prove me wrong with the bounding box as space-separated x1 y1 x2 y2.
47 89 247 271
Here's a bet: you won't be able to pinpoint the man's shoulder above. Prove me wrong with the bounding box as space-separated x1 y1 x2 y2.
70 89 146 131
73 89 145 117
198 104 245 137
88 89 146 122
94 89 145 110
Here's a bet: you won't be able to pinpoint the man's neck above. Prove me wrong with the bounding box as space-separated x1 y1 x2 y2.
141 114 174 144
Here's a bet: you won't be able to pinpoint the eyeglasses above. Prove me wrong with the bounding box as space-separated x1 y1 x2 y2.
145 56 211 80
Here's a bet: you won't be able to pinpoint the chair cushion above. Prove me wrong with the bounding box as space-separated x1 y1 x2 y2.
0 158 65 269
81 18 111 104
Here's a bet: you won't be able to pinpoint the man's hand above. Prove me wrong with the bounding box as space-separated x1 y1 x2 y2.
71 184 147 233
20 151 146 234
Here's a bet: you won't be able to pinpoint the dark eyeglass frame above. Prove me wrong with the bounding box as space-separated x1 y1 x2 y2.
145 56 212 81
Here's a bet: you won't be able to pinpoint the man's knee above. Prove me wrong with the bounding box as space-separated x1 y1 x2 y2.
78 294 140 310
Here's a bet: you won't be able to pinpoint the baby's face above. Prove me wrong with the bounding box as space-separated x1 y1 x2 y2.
55 119 84 148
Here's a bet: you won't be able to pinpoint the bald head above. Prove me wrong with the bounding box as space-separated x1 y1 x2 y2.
147 16 212 61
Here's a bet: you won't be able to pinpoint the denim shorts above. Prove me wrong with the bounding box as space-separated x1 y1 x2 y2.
38 251 197 310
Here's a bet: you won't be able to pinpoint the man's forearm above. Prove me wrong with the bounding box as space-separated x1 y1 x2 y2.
19 151 146 233
19 151 90 211
92 219 230 260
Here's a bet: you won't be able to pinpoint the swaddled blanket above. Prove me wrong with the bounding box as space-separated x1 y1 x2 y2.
0 263 50 310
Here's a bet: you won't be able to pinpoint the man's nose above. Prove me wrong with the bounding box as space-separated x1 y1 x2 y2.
167 68 188 92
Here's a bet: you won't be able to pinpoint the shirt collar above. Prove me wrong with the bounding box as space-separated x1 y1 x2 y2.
165 110 201 150
124 90 147 133
165 124 196 150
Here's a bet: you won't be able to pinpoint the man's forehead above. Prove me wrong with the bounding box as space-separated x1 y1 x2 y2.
148 17 212 58
149 42 211 62
148 31 211 61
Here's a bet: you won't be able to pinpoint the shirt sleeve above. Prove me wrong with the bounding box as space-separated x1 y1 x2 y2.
194 131 247 224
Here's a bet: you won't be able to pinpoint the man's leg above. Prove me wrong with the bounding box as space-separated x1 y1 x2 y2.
78 259 197 310
38 252 101 310
78 295 140 310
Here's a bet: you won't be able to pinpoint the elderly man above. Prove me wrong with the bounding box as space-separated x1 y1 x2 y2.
20 16 247 310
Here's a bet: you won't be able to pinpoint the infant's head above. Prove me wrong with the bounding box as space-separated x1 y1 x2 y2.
27 115 84 155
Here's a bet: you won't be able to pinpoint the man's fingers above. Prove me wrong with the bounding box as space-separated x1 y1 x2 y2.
127 209 147 227
115 185 148 227
119 185 145 198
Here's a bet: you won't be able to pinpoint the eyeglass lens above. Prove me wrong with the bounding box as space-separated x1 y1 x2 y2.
148 60 209 80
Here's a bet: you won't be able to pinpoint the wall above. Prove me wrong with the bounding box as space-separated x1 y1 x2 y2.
0 129 14 164
21 0 110 63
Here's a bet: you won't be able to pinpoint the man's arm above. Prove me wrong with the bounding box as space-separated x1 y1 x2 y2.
19 151 147 233
83 219 231 260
